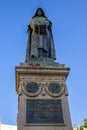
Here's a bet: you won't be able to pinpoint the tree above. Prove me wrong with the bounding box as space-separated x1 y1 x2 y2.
80 118 87 130
84 118 87 127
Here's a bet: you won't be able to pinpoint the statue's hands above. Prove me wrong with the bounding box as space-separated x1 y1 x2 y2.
38 22 42 25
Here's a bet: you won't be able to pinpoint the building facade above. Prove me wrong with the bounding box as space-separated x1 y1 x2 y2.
0 124 17 130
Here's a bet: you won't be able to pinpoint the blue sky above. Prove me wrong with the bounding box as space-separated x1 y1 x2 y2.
0 0 87 127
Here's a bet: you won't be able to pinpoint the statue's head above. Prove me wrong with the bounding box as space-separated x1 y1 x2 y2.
32 8 47 18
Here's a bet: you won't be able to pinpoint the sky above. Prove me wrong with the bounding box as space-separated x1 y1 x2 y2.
0 0 87 127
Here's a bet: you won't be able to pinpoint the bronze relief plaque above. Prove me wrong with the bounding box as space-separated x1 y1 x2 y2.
26 99 64 124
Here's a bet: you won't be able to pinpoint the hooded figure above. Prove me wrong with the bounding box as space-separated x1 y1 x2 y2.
25 8 56 62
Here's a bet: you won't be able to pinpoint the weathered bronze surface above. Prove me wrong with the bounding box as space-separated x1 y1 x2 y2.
25 8 56 62
25 82 39 93
26 99 64 124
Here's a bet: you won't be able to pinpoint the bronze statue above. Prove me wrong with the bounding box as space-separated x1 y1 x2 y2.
25 8 56 62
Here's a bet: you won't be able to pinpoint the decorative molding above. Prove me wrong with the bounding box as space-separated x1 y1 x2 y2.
22 82 42 97
45 82 65 97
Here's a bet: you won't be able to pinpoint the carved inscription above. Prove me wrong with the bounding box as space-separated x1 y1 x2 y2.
26 99 64 124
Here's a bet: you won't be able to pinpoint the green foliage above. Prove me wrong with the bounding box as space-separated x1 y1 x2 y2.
80 125 84 130
80 118 87 130
84 118 87 127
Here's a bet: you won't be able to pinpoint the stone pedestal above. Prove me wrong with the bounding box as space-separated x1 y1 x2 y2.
15 60 72 130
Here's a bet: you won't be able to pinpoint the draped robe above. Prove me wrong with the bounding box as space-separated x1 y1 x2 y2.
25 16 56 62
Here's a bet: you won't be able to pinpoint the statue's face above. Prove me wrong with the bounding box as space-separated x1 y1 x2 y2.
37 9 42 16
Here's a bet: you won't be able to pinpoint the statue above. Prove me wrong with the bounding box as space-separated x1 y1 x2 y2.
25 8 56 62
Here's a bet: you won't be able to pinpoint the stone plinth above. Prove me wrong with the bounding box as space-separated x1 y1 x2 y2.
15 62 72 130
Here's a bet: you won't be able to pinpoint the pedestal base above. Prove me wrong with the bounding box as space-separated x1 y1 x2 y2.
16 62 72 130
